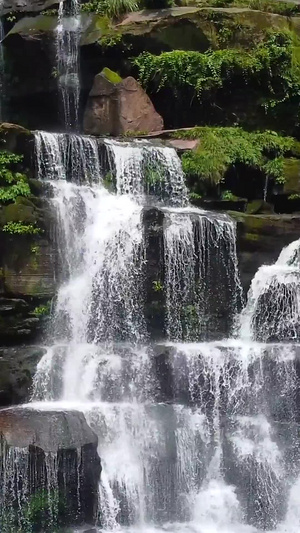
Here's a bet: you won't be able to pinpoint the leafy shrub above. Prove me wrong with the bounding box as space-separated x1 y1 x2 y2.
0 151 30 203
134 31 300 129
81 0 139 16
32 302 51 317
173 127 295 184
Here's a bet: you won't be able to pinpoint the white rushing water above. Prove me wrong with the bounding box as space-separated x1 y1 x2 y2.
240 238 300 341
56 0 80 130
3 131 300 533
163 208 243 340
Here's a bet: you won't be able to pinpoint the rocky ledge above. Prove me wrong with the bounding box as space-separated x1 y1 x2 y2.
0 406 101 529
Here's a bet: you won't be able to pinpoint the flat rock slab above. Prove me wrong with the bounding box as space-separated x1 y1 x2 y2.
166 139 199 151
0 406 98 452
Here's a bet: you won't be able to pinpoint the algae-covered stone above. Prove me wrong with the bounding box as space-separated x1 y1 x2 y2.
282 158 300 194
0 202 38 225
246 200 274 214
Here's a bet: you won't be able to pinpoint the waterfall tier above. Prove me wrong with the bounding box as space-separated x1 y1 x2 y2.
1 131 300 533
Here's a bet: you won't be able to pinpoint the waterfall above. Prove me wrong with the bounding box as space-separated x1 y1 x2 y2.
56 0 80 130
105 139 189 205
3 128 300 533
239 238 300 341
163 208 243 340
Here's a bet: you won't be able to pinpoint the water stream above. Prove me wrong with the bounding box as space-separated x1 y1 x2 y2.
1 130 300 532
56 0 80 130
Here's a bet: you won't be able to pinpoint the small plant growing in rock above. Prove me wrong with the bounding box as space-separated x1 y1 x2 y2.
32 302 51 317
153 280 163 292
2 222 41 235
81 0 139 17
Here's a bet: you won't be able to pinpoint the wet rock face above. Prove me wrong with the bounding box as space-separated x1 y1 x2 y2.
231 213 300 295
83 70 164 136
0 346 46 406
2 0 59 15
0 407 101 530
0 407 98 450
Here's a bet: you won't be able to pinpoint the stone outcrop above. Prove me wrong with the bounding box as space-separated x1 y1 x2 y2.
0 407 101 528
0 407 98 450
83 68 164 136
2 0 59 14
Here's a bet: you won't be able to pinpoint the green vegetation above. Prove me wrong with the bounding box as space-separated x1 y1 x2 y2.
81 0 139 17
222 190 239 201
41 8 58 15
144 160 164 186
32 301 51 317
134 31 300 131
0 151 30 203
81 0 173 15
2 221 41 235
288 193 300 199
172 127 295 184
100 32 123 48
153 280 163 292
206 0 300 16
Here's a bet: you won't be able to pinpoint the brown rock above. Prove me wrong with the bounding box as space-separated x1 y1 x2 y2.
83 69 164 136
166 139 200 152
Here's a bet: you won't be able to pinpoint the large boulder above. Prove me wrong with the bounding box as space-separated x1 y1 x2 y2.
83 68 164 136
0 407 101 530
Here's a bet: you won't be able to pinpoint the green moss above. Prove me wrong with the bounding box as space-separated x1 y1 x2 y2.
102 67 122 84
201 0 300 16
0 203 37 225
244 231 261 241
282 158 300 193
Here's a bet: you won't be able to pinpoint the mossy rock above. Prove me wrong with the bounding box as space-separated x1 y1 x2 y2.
246 200 274 214
10 8 294 52
6 14 57 38
0 202 38 226
0 122 32 152
282 158 300 194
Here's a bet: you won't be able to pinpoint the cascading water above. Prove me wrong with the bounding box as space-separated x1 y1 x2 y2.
163 208 243 340
2 127 300 533
56 0 80 130
240 238 300 341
